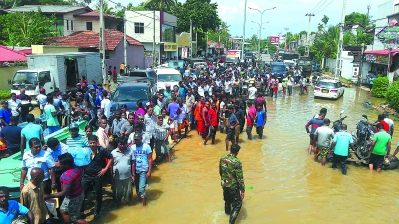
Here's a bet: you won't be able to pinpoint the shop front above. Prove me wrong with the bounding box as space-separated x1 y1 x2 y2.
363 49 399 81
160 42 178 63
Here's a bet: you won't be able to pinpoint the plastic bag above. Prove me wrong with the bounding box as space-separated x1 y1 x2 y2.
45 199 58 219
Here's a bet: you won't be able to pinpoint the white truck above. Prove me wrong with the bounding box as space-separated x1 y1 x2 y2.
9 52 102 101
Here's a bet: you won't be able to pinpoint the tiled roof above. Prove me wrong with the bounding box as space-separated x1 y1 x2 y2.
48 29 143 50
0 45 27 62
5 5 91 14
75 10 120 19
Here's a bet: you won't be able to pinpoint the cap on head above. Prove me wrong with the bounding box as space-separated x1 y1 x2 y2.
40 88 46 94
69 122 79 130
133 132 143 140
165 83 171 88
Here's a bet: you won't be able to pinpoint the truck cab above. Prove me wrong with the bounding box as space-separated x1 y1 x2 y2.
270 62 287 83
9 69 55 102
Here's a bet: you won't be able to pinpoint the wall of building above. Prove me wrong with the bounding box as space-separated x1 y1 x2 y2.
63 9 90 36
125 11 161 44
0 66 27 91
368 1 393 50
106 41 145 70
32 45 79 54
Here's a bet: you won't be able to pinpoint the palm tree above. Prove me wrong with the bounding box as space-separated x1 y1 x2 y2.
145 0 177 11
95 1 115 15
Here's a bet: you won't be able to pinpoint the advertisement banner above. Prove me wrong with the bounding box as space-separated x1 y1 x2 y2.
181 47 188 59
270 36 280 45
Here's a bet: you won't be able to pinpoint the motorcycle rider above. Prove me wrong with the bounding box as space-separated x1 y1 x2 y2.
329 124 354 175
369 123 391 173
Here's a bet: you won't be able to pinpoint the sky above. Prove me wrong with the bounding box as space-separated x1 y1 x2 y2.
111 0 385 38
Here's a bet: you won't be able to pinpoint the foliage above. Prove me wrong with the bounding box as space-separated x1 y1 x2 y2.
206 21 231 47
171 0 220 50
145 0 177 12
0 9 57 47
386 81 399 110
371 77 389 98
94 1 115 15
0 90 11 100
345 12 371 27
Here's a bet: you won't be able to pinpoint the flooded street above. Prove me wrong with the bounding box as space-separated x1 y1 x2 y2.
98 87 399 223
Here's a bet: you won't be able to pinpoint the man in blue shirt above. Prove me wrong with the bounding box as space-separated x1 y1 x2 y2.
21 114 44 154
255 105 267 139
225 106 239 151
0 116 21 155
0 101 12 127
330 124 354 175
0 186 33 223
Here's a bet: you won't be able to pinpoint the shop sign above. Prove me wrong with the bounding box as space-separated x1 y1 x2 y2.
181 47 188 58
164 43 177 51
365 54 388 64
365 54 376 62
270 36 280 45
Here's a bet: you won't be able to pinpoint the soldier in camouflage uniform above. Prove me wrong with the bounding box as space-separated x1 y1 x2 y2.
219 144 245 224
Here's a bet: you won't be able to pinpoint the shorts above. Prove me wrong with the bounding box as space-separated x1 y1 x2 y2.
60 194 84 222
246 125 253 135
234 125 240 136
155 139 170 155
369 153 384 169
309 134 314 140
317 147 329 158
178 120 189 130
225 132 235 141
207 126 217 137
169 120 177 129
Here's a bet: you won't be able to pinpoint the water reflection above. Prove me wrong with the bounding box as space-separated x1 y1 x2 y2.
98 87 399 223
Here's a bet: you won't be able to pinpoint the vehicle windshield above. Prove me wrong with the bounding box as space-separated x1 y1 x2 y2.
317 81 338 89
226 57 238 62
158 74 182 82
113 87 148 101
245 53 253 57
285 62 295 67
12 72 38 84
271 65 286 71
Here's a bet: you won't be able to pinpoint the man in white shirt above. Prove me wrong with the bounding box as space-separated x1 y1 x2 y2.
383 112 394 136
287 75 294 96
8 93 21 117
100 90 111 119
198 82 205 97
247 83 257 100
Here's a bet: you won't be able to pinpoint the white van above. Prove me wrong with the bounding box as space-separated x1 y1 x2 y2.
155 68 182 91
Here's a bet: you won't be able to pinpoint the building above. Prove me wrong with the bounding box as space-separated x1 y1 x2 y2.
125 10 178 65
48 29 145 69
176 32 190 59
4 5 121 36
362 0 399 82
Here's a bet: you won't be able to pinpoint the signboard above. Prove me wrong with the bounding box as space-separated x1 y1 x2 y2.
270 36 280 45
181 47 188 59
343 46 362 51
352 64 359 82
376 25 399 43
164 42 177 51
226 50 241 57
365 54 388 64
215 43 223 49
365 54 376 62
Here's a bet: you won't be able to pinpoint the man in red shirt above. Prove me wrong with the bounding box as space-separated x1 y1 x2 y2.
246 101 257 140
254 93 267 112
204 102 218 145
376 114 390 132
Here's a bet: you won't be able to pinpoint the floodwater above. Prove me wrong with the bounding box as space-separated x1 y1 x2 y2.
96 87 399 223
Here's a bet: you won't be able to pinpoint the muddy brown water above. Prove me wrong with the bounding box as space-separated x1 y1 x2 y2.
39 88 399 223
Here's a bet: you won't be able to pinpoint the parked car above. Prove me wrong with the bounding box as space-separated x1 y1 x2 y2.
314 79 345 99
155 68 182 91
110 82 152 112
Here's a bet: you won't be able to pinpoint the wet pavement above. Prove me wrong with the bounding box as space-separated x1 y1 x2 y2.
91 86 399 223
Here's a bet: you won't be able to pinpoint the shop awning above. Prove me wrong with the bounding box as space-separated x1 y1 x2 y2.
364 49 399 56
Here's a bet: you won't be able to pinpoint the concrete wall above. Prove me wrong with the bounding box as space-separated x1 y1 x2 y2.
106 41 145 70
32 45 79 54
367 1 393 50
63 9 91 36
0 66 27 91
126 11 161 44
325 52 354 80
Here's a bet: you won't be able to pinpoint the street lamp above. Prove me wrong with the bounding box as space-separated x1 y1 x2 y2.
251 21 269 55
249 6 276 56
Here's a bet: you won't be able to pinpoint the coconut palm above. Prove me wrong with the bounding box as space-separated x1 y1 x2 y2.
145 0 177 11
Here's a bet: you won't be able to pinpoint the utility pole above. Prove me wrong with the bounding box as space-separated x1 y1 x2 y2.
284 27 289 50
152 10 155 66
99 0 106 83
241 0 247 61
278 32 282 53
335 0 346 79
123 14 127 69
249 7 275 58
206 31 208 57
367 5 371 17
305 13 315 57
190 18 193 58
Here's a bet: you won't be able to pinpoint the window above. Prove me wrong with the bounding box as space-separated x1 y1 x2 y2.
394 4 399 13
161 24 175 42
134 23 144 34
71 21 74 30
66 20 69 30
86 22 92 31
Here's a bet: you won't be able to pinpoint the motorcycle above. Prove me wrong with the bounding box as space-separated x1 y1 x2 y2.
332 110 347 133
352 114 376 160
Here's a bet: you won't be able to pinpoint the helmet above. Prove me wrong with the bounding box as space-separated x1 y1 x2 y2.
69 123 79 130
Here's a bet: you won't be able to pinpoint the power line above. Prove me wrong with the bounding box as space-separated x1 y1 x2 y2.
309 0 324 13
311 0 328 14
315 0 335 14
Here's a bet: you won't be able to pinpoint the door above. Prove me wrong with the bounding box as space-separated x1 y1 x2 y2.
65 58 78 87
38 71 54 94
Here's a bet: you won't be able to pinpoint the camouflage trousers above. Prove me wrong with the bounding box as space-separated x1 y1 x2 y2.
223 187 242 224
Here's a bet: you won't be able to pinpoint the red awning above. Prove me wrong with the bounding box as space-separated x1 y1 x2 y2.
364 49 399 56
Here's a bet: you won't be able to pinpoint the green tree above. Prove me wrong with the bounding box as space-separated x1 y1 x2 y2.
95 1 115 15
171 0 221 50
145 0 177 12
345 12 370 27
0 9 57 47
